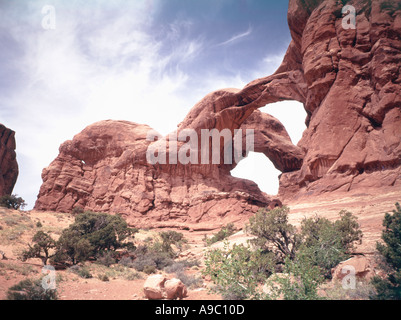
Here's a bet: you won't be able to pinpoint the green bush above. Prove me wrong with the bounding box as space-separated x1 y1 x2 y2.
246 206 300 264
133 249 173 272
69 265 93 279
370 203 401 300
6 278 58 300
53 211 135 265
21 231 57 266
204 223 237 246
299 211 362 278
204 206 363 300
159 230 187 257
203 241 275 300
96 251 117 267
0 194 27 210
72 206 84 215
175 270 203 289
266 253 324 300
164 259 200 274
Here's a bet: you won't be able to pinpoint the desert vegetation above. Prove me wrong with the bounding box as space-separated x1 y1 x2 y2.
2 202 401 300
0 194 27 210
5 209 202 299
203 203 401 300
203 206 364 300
370 203 401 300
203 223 237 246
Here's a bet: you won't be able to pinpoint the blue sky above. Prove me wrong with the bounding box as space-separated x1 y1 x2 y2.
0 0 306 209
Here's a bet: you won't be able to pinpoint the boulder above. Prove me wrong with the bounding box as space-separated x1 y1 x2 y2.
164 278 188 300
143 275 188 300
331 256 375 282
143 274 166 300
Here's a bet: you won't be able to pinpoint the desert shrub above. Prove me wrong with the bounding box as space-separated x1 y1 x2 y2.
299 211 362 278
0 194 27 210
72 206 84 215
143 265 157 274
36 221 43 228
130 232 183 273
99 274 109 282
175 270 203 289
205 206 363 300
96 251 117 267
132 253 157 272
76 266 93 279
21 231 57 266
68 264 93 278
164 259 201 274
246 206 300 264
53 211 135 265
118 256 135 268
159 230 187 256
133 248 173 273
266 253 324 300
0 261 36 276
370 203 401 300
6 278 58 300
203 242 275 300
323 280 376 300
204 223 237 246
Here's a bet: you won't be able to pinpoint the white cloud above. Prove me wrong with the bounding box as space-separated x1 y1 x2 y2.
217 25 253 46
4 1 201 208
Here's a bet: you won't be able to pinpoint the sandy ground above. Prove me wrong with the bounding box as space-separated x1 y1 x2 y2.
0 208 221 300
0 189 399 300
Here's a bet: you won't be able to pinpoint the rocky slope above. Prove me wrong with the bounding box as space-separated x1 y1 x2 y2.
0 124 18 197
35 0 401 227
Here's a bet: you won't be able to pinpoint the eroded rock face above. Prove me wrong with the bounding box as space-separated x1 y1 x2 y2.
34 118 289 229
0 124 18 197
35 0 401 226
278 0 401 200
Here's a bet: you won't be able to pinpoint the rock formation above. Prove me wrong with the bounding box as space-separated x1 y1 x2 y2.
35 0 401 227
34 117 289 229
278 0 401 201
0 124 18 197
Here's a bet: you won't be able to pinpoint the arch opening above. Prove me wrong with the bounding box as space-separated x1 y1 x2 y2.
231 100 307 195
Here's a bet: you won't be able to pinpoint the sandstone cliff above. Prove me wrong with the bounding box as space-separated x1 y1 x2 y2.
278 0 401 201
0 124 18 197
35 0 401 227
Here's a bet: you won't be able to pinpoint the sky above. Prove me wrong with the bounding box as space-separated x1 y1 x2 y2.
0 0 307 210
